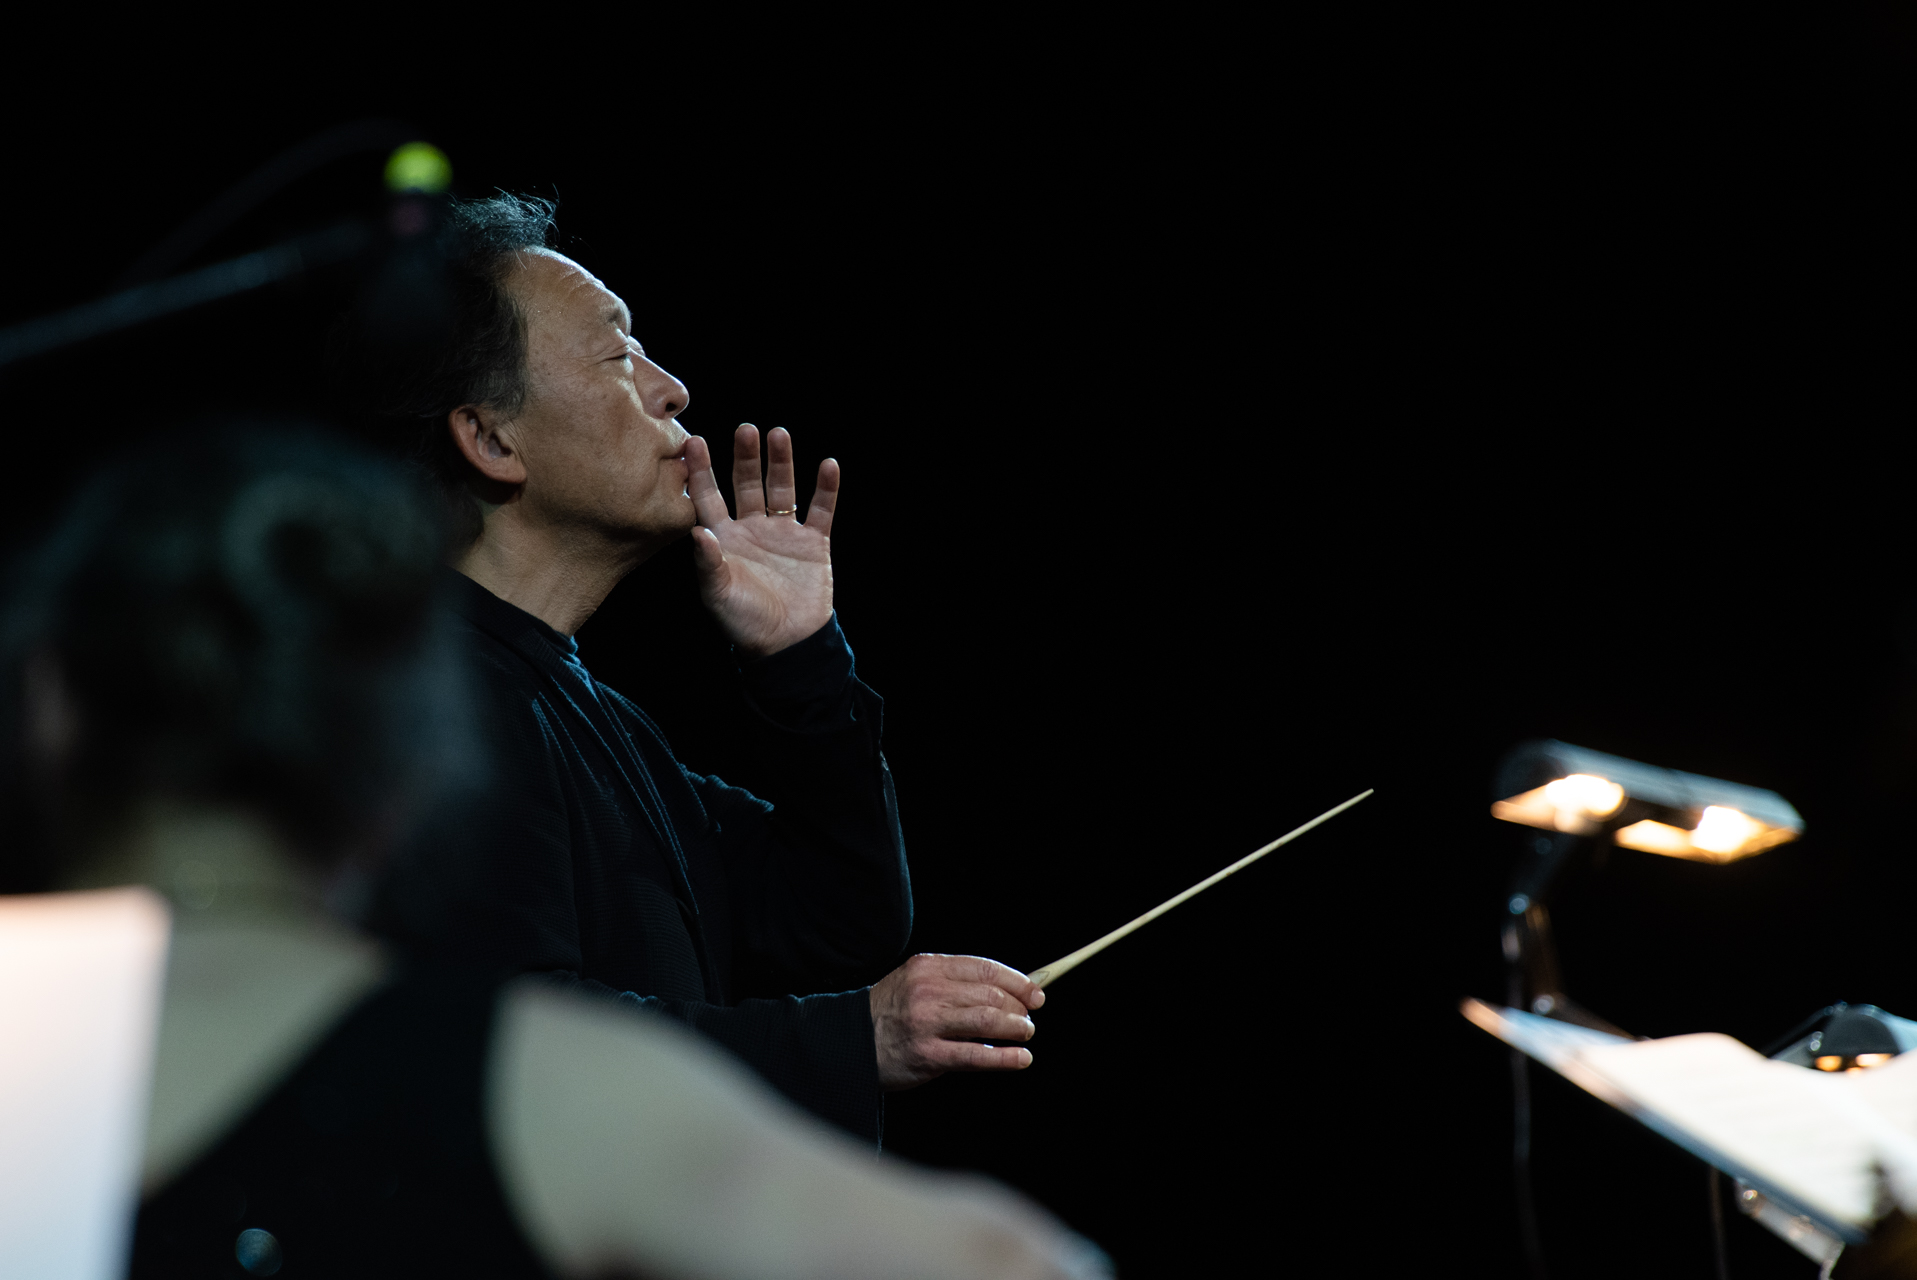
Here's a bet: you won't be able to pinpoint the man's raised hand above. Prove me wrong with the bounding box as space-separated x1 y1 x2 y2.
870 954 1047 1092
685 425 838 660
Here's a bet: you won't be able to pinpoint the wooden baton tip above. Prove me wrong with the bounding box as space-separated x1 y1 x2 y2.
1028 788 1374 989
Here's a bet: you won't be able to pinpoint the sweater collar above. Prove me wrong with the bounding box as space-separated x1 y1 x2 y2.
435 567 581 664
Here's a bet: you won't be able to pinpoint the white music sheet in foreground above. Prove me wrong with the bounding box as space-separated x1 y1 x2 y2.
0 889 169 1280
1465 998 1917 1240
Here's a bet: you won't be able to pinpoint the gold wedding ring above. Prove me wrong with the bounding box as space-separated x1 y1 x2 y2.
766 506 799 517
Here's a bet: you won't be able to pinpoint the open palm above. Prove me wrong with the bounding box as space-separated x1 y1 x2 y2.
686 425 838 659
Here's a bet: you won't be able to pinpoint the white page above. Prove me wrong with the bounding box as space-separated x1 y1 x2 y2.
1464 999 1917 1242
1577 1034 1883 1232
1825 1052 1917 1210
0 889 170 1280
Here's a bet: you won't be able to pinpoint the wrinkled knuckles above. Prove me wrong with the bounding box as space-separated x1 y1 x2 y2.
963 1005 1014 1035
961 982 1025 1013
959 956 1000 982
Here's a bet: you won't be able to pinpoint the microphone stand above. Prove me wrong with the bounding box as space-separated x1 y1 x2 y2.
0 220 369 370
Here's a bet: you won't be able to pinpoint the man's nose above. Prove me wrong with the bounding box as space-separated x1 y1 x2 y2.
636 354 690 420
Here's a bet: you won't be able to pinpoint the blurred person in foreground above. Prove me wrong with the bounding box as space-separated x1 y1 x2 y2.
343 194 1041 1145
0 429 1109 1280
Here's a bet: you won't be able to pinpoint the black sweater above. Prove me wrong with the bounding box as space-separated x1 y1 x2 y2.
370 571 912 1143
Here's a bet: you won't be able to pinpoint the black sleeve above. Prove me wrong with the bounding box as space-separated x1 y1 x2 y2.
549 973 885 1147
684 614 914 996
374 681 889 1144
372 615 904 1147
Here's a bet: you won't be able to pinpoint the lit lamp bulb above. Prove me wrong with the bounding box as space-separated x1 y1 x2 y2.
1690 806 1768 856
1542 775 1625 825
1491 773 1627 834
1614 804 1794 863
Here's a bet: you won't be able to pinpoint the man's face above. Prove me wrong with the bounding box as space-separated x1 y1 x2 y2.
501 249 694 544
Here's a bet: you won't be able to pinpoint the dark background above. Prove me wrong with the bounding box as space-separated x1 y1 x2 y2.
5 9 1915 1274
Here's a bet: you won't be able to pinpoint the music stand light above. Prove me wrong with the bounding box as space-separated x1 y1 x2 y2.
1490 740 1804 1033
1493 740 1803 864
1488 742 1807 1274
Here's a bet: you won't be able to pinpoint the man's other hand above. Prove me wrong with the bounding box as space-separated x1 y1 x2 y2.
685 425 837 660
870 954 1046 1092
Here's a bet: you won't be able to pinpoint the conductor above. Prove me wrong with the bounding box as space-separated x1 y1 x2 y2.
362 195 1041 1143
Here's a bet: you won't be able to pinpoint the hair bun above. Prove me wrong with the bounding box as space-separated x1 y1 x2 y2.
221 468 439 648
3 425 477 876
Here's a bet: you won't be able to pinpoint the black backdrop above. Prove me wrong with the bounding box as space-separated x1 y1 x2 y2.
5 10 1916 1274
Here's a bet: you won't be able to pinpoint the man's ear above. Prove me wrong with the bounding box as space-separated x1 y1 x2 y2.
447 406 529 486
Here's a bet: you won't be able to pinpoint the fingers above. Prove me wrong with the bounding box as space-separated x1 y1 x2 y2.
730 424 762 517
684 436 732 529
804 457 839 537
951 1001 1037 1042
902 983 1034 1039
725 423 825 525
924 1041 1034 1074
874 953 1051 1089
903 959 1040 1041
763 427 798 515
938 954 1046 1011
945 982 1037 1027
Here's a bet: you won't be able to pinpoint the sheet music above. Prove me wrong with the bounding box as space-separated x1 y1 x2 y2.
0 889 170 1280
1578 1034 1881 1233
1464 999 1917 1242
